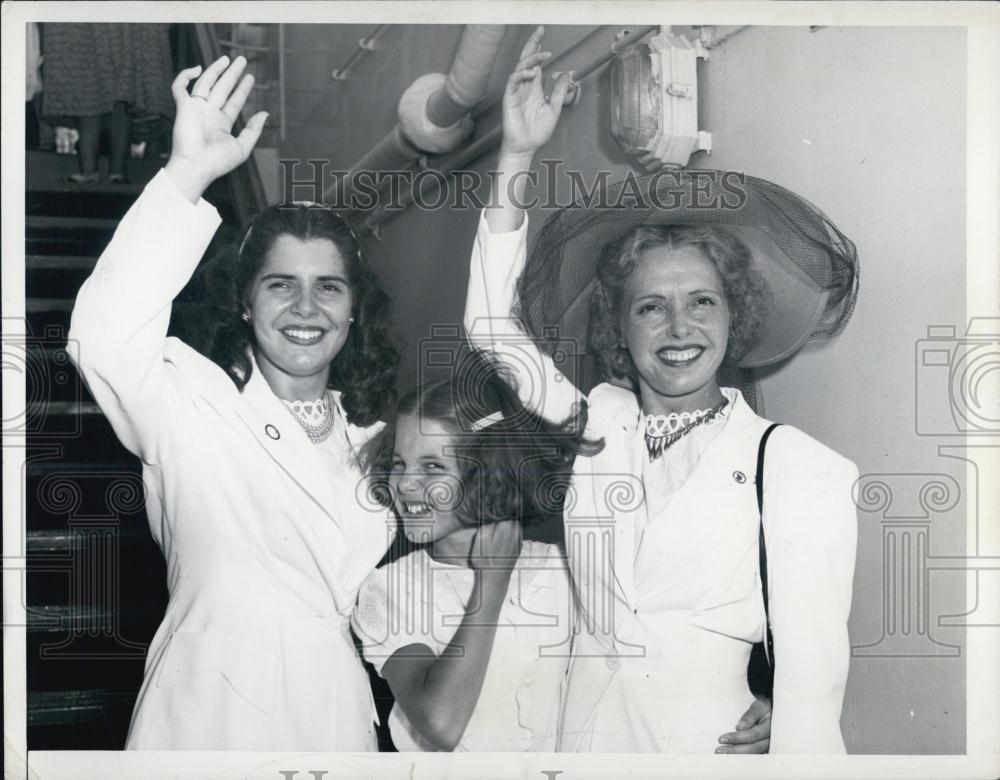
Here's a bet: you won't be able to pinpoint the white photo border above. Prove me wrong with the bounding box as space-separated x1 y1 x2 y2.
3 2 998 779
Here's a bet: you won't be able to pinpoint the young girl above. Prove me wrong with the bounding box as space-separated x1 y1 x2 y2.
350 346 591 751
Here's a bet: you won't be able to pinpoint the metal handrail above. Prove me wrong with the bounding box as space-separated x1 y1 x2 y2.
331 25 391 81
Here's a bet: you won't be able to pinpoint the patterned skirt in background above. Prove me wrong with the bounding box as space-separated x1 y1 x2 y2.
41 23 175 133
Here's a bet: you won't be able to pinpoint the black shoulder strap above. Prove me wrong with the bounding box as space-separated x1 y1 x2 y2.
756 423 781 692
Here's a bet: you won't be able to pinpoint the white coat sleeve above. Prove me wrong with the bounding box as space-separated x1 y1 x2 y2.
67 169 222 463
463 210 583 424
762 427 859 753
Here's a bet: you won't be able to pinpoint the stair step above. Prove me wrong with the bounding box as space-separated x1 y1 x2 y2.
27 299 198 315
27 255 98 271
26 298 74 313
27 604 160 633
25 302 198 349
25 414 136 462
28 179 146 196
26 149 162 191
27 215 121 231
27 527 152 552
28 401 103 416
27 460 140 476
27 689 136 726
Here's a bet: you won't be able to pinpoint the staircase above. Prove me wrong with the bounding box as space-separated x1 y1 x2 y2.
24 148 239 749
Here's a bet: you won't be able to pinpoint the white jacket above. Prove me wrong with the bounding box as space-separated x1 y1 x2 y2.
464 212 858 753
68 170 390 750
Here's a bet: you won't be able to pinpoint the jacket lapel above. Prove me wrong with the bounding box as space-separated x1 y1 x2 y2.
231 360 344 521
633 392 771 583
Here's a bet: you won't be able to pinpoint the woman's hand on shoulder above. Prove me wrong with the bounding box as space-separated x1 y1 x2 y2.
165 56 269 203
500 26 576 161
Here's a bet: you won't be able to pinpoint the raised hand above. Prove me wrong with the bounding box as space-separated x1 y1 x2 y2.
164 55 269 203
500 26 576 158
468 520 522 573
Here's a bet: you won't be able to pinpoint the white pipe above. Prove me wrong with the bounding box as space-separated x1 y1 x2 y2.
398 25 506 154
328 25 507 201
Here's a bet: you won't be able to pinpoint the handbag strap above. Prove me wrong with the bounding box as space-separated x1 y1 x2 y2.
756 422 781 690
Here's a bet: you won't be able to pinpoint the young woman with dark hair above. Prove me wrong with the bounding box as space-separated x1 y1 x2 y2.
192 199 397 426
69 56 398 750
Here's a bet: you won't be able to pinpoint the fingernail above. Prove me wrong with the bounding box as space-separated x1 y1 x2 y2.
719 735 731 744
735 722 747 730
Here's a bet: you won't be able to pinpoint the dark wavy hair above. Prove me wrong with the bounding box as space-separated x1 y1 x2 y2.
189 203 398 427
589 224 769 383
361 345 602 529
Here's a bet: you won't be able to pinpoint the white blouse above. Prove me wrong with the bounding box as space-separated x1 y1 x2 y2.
637 389 735 552
351 540 573 751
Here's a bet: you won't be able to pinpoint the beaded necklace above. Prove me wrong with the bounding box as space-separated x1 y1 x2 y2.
281 391 335 444
643 398 729 462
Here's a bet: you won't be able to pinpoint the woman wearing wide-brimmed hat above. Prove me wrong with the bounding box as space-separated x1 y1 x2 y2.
464 28 859 753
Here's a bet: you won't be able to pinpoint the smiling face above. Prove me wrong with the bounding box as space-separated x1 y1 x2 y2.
389 414 468 549
622 244 730 415
247 235 354 400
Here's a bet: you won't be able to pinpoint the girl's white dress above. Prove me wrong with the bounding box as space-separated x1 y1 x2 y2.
352 540 573 751
464 212 859 753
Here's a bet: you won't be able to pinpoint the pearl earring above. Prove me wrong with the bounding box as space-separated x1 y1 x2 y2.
242 312 251 322
349 316 355 324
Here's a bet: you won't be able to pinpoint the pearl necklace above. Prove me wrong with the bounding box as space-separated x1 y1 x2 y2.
281 391 335 444
643 399 728 462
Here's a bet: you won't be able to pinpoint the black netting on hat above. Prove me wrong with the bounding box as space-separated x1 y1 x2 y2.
513 169 859 396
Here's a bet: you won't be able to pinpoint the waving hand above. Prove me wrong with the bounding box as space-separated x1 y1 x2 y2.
501 26 576 157
164 55 269 203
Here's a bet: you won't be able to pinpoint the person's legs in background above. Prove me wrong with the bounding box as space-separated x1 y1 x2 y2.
109 101 132 182
72 113 102 181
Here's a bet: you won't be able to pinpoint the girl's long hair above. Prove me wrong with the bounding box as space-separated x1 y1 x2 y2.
361 345 602 529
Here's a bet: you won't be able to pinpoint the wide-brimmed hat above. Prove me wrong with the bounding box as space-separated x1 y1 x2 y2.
514 169 858 391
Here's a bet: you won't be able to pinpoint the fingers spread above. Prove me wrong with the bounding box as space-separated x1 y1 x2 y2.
223 73 256 122
210 56 248 108
171 65 203 101
191 55 231 98
508 66 542 87
515 51 551 72
517 25 545 60
235 111 268 161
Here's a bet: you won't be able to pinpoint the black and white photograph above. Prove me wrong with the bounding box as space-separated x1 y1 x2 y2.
3 2 998 779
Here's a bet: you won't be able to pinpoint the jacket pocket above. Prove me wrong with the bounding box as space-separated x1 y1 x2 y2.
154 631 277 715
